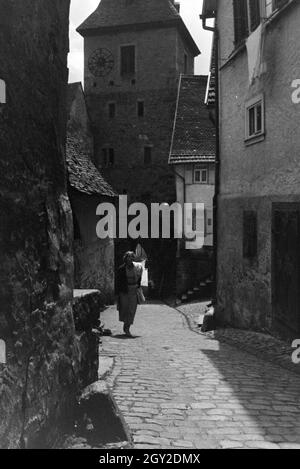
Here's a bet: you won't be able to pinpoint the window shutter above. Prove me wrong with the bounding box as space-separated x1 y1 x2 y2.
249 0 261 32
233 0 249 45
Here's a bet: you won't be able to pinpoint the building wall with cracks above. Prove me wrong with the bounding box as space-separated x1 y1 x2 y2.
0 0 83 448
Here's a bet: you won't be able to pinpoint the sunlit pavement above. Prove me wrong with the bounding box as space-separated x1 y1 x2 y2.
100 303 300 449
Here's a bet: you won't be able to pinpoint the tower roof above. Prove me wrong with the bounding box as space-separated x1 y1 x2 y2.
77 0 200 56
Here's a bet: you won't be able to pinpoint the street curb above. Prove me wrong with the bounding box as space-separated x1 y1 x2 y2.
97 353 134 449
164 300 300 378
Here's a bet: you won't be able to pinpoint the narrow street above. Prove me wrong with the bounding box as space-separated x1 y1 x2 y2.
101 303 300 450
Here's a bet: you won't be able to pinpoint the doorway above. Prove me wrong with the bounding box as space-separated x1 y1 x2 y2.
272 203 300 338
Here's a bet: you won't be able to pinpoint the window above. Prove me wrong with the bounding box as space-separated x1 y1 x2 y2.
102 148 115 167
144 146 152 165
108 148 115 166
205 210 213 235
102 149 107 167
120 45 135 76
193 209 213 236
108 102 116 118
245 95 265 142
263 0 289 17
243 211 257 259
194 165 208 184
137 100 144 117
233 0 260 45
233 0 290 44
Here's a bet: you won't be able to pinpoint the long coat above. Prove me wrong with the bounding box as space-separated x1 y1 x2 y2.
115 263 142 295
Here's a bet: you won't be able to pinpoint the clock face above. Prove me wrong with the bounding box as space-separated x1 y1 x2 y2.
88 48 114 77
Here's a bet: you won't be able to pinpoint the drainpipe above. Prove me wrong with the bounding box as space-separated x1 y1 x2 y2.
200 13 220 303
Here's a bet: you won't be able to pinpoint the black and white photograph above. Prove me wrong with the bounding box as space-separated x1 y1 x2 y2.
0 0 300 455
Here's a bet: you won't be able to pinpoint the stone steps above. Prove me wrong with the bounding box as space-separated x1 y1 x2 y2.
178 278 213 305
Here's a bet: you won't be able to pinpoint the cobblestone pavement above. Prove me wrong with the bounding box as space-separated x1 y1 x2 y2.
100 302 300 449
175 300 300 376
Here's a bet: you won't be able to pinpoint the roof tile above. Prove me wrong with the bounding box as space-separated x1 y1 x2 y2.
67 135 117 198
78 0 180 31
169 75 216 164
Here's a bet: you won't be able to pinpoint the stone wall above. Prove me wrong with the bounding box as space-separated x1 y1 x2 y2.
73 291 103 389
0 0 79 448
89 87 177 204
71 190 115 303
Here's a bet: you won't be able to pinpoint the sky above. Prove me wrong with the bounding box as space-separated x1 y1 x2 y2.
68 0 213 83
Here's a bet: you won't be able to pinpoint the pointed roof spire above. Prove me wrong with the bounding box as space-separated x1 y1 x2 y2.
77 0 200 56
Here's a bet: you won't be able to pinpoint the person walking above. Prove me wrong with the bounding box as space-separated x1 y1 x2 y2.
116 251 144 337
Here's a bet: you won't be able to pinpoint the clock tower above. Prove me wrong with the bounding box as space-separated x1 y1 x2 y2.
77 0 200 290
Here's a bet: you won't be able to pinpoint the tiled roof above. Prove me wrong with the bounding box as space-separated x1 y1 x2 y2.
169 75 216 164
77 0 200 56
78 0 178 30
67 135 117 197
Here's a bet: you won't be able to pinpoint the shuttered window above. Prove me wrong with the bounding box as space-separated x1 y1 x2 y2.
233 0 249 45
102 148 115 167
250 0 261 31
233 0 261 45
233 0 290 46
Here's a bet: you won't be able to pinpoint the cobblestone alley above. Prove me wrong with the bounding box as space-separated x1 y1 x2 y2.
100 303 300 450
